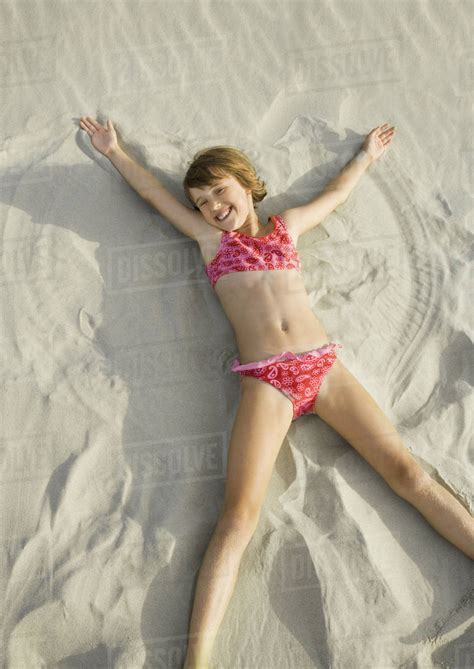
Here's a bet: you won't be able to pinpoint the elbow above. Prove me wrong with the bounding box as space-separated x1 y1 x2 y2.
337 189 349 205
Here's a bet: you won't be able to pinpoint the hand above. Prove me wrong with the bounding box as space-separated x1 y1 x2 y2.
79 116 119 157
362 123 396 162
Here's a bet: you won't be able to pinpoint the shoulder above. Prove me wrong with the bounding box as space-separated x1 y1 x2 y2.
276 209 300 246
192 214 223 266
191 213 222 244
180 209 218 242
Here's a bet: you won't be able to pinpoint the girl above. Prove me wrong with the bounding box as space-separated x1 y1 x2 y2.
80 117 474 669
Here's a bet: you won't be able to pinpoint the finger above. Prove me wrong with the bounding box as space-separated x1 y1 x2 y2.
87 116 103 131
81 117 96 132
80 118 94 134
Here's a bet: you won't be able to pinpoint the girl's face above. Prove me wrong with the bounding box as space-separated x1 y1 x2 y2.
189 175 253 232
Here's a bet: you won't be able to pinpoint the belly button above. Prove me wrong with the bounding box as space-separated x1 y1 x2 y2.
281 319 289 332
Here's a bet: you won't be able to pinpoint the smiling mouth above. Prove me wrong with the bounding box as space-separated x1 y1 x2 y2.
215 207 232 221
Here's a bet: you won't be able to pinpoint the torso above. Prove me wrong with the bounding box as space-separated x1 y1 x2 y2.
194 210 331 364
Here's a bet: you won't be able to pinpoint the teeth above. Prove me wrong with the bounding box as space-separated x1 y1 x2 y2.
217 207 231 221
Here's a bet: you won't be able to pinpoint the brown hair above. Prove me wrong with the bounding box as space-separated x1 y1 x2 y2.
183 145 267 210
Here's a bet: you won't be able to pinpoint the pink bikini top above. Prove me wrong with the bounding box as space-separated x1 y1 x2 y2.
205 214 302 289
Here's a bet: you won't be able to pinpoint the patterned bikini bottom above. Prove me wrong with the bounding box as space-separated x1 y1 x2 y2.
230 342 342 421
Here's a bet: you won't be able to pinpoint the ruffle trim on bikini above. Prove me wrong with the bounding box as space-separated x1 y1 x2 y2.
230 342 342 372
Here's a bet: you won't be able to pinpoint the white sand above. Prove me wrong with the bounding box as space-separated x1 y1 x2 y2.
1 1 473 667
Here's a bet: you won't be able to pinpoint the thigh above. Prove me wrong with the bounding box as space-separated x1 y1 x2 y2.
221 375 294 520
312 358 424 489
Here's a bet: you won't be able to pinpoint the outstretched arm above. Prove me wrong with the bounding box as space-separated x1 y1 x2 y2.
327 123 395 201
283 123 396 238
79 116 203 240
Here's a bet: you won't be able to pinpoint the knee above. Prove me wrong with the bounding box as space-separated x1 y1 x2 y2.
216 502 261 538
389 458 430 497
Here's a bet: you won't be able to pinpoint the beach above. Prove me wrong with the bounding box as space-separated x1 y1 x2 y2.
1 1 473 667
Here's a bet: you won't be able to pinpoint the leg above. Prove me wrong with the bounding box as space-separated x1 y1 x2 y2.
183 375 294 668
312 359 474 559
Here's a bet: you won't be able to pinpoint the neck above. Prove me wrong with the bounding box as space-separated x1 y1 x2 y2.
239 213 264 236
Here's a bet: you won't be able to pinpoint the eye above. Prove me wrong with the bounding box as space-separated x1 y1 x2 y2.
198 186 224 207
